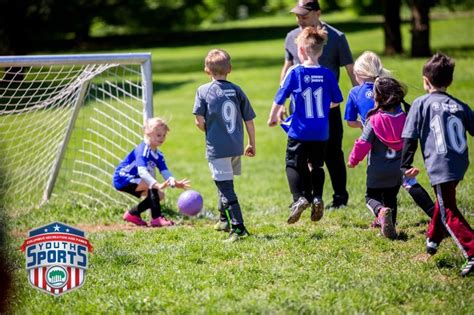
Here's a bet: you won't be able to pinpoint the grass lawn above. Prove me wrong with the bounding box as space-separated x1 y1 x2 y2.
4 11 474 313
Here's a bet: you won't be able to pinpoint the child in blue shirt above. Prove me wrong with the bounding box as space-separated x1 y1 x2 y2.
114 117 190 227
268 26 343 224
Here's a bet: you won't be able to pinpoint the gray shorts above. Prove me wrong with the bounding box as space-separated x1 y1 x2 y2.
208 156 242 181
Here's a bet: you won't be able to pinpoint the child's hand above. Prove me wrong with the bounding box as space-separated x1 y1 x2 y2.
278 106 288 121
404 167 419 178
154 180 169 190
245 144 256 157
174 178 191 189
347 162 355 168
267 116 278 127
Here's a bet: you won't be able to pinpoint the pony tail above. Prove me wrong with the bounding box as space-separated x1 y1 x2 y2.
366 103 381 119
401 99 411 113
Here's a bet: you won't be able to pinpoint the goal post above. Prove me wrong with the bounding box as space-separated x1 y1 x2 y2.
0 53 154 210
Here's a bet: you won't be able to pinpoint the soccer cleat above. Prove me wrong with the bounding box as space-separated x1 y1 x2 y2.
377 207 397 240
310 197 324 222
224 228 250 243
150 216 175 227
426 239 439 255
214 220 230 232
123 211 147 226
287 196 310 224
460 257 474 277
370 218 381 229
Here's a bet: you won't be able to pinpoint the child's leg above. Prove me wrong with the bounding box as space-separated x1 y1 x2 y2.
382 185 401 225
429 182 474 258
308 141 326 200
286 137 311 202
217 190 228 223
365 187 384 217
214 180 244 229
403 177 435 218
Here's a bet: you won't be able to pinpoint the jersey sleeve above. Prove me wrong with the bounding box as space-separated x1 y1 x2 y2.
337 33 354 67
192 88 206 116
344 89 358 121
237 87 256 121
274 68 296 105
284 34 294 61
348 120 374 166
328 71 343 103
134 143 157 187
402 99 422 139
465 105 474 136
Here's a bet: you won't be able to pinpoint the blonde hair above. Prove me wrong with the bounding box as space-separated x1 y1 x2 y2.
144 117 169 141
353 51 390 82
204 49 231 76
296 26 327 57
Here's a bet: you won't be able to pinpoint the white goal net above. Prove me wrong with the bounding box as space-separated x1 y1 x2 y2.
0 53 153 210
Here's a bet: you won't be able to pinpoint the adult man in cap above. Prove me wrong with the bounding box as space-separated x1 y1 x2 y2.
280 0 357 209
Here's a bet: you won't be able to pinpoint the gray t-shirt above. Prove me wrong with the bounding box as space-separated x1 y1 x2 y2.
402 92 474 186
193 80 256 160
362 120 402 188
284 23 353 82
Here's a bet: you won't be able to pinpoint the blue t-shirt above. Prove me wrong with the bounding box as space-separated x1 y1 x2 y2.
274 64 343 141
344 82 375 125
113 141 169 190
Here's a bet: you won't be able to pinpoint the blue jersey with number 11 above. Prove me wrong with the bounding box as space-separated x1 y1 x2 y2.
275 65 343 141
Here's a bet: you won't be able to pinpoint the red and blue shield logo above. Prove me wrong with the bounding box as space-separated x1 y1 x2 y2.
20 222 93 296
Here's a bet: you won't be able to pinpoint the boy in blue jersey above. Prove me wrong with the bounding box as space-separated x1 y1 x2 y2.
114 118 190 227
268 26 343 224
193 49 256 243
401 53 474 276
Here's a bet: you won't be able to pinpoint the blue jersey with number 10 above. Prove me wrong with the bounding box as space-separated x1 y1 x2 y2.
275 65 343 141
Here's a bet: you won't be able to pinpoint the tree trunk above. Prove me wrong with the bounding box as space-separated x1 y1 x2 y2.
383 0 403 55
410 0 432 57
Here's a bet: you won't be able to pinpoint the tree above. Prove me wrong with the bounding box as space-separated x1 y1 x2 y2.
382 0 403 55
409 0 435 57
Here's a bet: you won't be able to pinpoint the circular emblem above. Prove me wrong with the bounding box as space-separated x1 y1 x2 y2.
46 265 68 289
216 89 224 97
432 102 440 111
365 90 374 99
304 75 311 83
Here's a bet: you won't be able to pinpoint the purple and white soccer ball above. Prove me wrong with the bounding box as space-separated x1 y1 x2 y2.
177 190 203 216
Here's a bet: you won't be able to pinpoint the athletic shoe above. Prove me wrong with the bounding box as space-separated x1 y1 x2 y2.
287 196 310 224
224 228 250 243
123 211 147 226
326 194 348 210
370 218 381 229
460 257 474 277
377 207 397 240
426 238 439 255
150 216 175 227
310 197 324 222
214 220 230 232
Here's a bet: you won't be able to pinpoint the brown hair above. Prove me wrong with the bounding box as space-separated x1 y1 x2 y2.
295 26 327 56
423 53 454 88
367 77 408 118
204 49 231 76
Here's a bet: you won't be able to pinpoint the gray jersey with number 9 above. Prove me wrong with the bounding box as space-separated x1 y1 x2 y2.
193 80 256 160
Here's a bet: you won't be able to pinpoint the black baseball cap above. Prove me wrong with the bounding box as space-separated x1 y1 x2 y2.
290 0 321 16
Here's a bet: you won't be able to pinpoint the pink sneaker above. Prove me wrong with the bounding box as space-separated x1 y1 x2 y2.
377 207 397 240
370 218 381 229
150 216 175 227
123 211 147 226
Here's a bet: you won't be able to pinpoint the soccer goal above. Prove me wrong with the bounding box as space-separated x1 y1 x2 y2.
0 53 154 210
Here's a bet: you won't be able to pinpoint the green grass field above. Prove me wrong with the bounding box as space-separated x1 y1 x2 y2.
5 11 474 313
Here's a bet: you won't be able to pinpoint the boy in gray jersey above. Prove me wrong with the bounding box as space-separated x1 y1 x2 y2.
401 53 474 276
193 49 256 243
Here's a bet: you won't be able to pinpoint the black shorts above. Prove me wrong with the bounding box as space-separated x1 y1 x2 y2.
117 183 142 198
286 137 327 169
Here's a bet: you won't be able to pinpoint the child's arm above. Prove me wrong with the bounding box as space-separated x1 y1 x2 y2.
330 102 340 109
347 120 363 129
347 122 373 167
400 137 420 178
267 103 282 127
195 115 206 132
244 119 256 157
